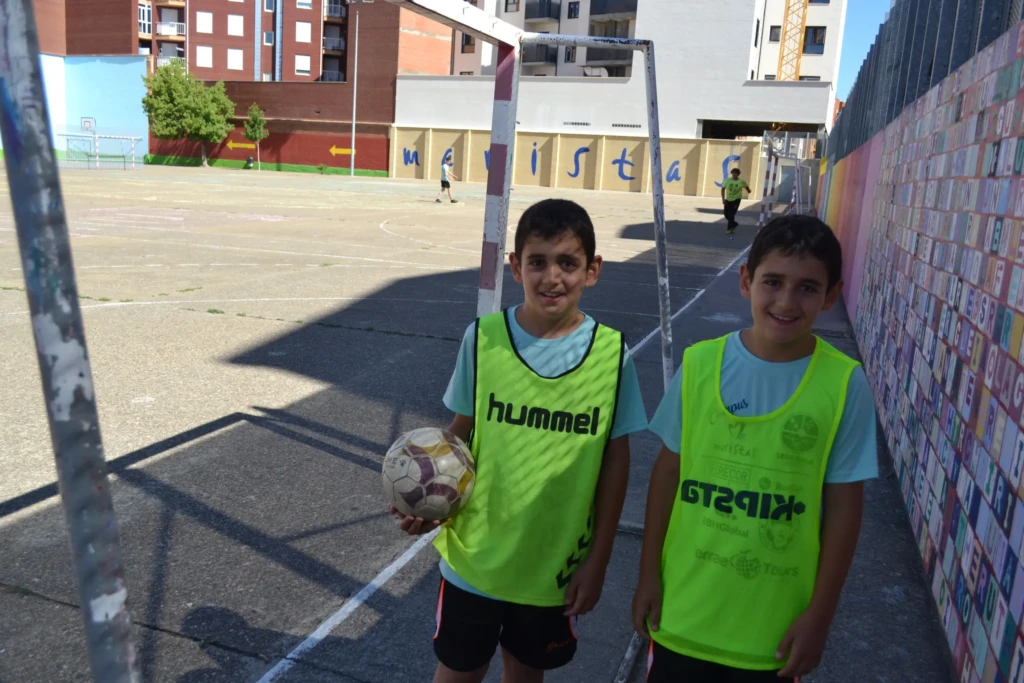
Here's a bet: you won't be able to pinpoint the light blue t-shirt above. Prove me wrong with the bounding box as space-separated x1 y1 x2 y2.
440 305 649 599
441 161 451 182
648 332 878 484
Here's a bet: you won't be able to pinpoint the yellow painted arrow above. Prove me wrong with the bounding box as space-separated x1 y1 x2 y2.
329 145 354 157
227 140 256 151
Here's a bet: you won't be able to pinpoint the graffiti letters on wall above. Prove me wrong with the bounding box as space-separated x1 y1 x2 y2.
831 22 1024 682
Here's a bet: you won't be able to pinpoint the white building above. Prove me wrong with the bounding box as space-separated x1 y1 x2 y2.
403 0 846 139
453 0 639 78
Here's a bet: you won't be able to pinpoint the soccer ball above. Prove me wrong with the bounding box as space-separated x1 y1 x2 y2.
382 427 476 521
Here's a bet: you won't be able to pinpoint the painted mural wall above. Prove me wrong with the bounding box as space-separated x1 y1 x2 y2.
820 21 1024 683
390 127 765 198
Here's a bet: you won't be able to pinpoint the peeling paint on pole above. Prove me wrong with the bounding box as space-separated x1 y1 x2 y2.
0 1 139 681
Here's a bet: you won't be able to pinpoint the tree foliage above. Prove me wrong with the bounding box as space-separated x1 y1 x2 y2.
243 103 269 144
142 61 235 165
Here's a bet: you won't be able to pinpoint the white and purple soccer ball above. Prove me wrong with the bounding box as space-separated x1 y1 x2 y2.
382 427 476 521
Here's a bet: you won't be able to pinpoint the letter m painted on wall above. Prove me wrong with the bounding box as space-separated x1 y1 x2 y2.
403 148 420 166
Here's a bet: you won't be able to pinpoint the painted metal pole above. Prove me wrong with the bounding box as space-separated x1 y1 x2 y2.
477 39 522 317
767 155 779 220
758 147 773 229
350 1 360 177
642 43 673 392
0 2 139 682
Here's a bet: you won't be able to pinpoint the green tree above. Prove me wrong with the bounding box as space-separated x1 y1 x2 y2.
142 61 235 167
243 103 270 171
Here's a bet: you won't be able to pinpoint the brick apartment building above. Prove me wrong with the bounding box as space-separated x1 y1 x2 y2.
30 0 453 173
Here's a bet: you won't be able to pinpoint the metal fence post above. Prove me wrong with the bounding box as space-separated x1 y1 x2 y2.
0 2 139 681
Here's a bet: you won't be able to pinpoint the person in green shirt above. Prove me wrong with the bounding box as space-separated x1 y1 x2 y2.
721 168 751 237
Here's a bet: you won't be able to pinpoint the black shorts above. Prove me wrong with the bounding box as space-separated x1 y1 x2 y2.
441 180 451 189
433 579 578 672
646 640 798 683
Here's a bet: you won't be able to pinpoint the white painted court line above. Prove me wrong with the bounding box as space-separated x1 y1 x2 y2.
628 245 750 356
255 530 439 683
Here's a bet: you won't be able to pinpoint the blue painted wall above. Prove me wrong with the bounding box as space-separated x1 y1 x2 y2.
1 54 148 157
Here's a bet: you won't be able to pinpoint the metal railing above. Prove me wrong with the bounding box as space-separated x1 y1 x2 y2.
522 44 557 64
325 1 347 18
321 70 344 81
829 0 1024 163
156 21 186 36
324 36 346 50
586 46 632 63
589 0 637 16
156 56 186 68
525 0 560 21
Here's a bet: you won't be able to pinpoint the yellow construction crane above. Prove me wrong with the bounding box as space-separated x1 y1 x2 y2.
777 0 809 81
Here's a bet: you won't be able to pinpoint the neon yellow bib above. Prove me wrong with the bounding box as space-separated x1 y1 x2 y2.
652 334 857 669
723 178 748 201
434 309 622 606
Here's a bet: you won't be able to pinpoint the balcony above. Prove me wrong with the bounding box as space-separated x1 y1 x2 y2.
321 70 344 82
156 22 186 37
155 0 185 6
586 47 632 63
589 0 637 17
324 36 346 51
525 0 560 22
522 44 557 64
325 1 346 19
156 56 186 68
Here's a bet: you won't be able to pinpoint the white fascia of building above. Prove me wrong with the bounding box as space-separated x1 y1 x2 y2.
410 0 844 138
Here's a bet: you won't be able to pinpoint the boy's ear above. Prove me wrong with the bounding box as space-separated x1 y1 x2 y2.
510 252 524 283
585 255 603 287
822 280 844 311
739 263 753 300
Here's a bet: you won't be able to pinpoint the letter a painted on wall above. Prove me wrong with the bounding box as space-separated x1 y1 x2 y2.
667 160 682 183
715 154 742 187
531 142 538 176
403 148 420 166
613 148 635 181
568 147 589 178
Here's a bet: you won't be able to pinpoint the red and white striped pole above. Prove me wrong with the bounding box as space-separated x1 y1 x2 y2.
477 40 522 317
766 154 780 223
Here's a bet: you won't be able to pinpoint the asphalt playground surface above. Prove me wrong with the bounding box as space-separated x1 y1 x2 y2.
0 167 953 682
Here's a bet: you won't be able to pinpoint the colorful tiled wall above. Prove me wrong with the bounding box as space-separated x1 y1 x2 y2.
822 22 1024 683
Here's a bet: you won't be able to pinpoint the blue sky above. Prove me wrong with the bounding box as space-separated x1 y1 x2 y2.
836 0 892 101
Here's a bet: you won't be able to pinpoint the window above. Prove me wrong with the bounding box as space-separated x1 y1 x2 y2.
297 0 312 7
765 74 776 80
769 25 780 42
754 19 759 47
505 0 520 11
295 54 311 75
296 21 311 42
196 45 212 67
228 48 244 70
228 14 244 36
799 75 821 81
565 46 576 63
460 71 475 75
809 0 829 3
262 72 273 81
750 69 754 80
568 1 579 18
264 30 274 45
265 0 274 11
461 33 475 53
803 26 826 54
138 3 152 34
196 10 212 33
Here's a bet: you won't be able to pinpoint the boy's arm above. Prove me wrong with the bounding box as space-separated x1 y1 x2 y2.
720 185 726 202
776 481 864 677
564 434 630 616
447 412 473 442
631 444 679 634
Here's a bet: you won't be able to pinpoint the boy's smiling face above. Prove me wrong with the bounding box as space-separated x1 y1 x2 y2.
740 249 841 350
510 231 601 321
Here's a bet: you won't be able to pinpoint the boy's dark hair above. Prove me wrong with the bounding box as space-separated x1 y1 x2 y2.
514 199 596 264
730 168 741 175
747 215 843 289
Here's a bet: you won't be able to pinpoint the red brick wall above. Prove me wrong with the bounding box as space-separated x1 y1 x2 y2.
149 126 390 171
189 0 256 82
66 0 135 55
281 0 323 81
396 8 452 76
33 0 67 55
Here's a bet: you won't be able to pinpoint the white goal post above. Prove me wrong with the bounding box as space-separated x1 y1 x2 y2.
386 0 675 391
